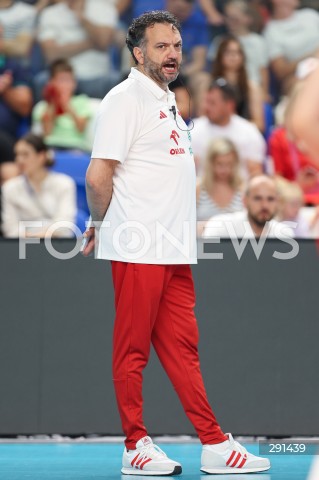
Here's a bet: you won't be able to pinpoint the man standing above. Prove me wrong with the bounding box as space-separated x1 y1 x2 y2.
83 11 270 476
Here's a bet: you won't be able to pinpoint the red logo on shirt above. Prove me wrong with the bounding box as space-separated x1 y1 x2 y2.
170 148 185 155
170 130 180 145
159 111 167 119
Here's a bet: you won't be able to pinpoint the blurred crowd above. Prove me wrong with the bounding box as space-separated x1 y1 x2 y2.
1 0 319 239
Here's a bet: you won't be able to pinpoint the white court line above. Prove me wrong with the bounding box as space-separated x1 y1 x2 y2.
307 451 319 480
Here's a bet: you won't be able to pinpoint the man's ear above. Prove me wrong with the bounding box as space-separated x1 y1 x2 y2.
133 47 144 65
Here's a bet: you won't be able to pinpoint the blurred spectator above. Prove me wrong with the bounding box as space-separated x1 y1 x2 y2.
128 1 209 77
32 58 94 151
0 1 36 66
196 137 243 235
224 1 269 97
168 74 193 123
212 35 265 131
20 0 52 11
286 63 319 164
269 126 319 206
263 0 319 93
299 0 319 8
129 0 163 18
166 0 209 78
36 0 119 99
271 71 319 206
276 177 311 237
0 131 18 184
0 54 33 181
202 174 294 238
1 133 76 238
198 0 227 41
192 79 266 179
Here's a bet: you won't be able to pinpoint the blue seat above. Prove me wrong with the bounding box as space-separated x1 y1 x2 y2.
51 150 91 213
263 102 274 142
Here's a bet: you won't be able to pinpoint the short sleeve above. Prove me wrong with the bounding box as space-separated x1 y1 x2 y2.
257 36 269 67
91 91 141 163
21 9 36 34
32 101 46 124
86 0 118 27
263 25 284 61
72 95 93 120
244 127 266 163
37 9 57 41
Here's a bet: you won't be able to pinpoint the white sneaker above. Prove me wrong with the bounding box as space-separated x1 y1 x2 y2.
201 433 270 474
121 435 182 476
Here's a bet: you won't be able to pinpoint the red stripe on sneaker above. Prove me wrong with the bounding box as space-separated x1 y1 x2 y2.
237 457 247 468
131 453 140 466
226 451 236 466
136 456 144 466
140 458 152 469
230 452 242 467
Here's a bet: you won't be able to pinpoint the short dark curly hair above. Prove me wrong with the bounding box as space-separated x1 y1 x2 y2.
126 10 181 65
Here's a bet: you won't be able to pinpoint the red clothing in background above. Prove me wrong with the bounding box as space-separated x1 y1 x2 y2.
269 127 319 205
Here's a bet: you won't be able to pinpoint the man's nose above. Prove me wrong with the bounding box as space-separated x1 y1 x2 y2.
167 45 178 58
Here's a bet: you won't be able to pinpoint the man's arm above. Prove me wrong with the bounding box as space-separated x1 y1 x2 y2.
117 0 131 15
287 66 319 164
198 0 224 25
77 17 115 51
86 158 119 224
182 46 207 76
3 85 33 117
0 33 34 58
40 38 93 64
69 0 115 51
83 158 119 256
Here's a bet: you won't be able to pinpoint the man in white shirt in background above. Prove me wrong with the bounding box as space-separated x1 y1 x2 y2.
82 10 270 477
191 78 266 180
203 175 295 239
37 0 119 98
0 0 36 66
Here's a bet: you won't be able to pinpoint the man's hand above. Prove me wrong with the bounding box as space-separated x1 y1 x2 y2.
81 226 96 256
207 10 224 26
0 71 13 95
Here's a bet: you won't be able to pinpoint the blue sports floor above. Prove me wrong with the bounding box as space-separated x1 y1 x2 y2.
0 442 317 480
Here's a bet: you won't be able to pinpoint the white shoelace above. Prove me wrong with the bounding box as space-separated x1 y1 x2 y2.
227 433 249 456
137 443 167 460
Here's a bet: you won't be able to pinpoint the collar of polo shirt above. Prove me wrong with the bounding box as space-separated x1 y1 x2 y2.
129 67 175 103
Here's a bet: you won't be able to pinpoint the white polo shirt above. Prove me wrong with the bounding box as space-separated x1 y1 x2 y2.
37 0 117 80
202 211 294 239
192 115 266 180
91 68 197 264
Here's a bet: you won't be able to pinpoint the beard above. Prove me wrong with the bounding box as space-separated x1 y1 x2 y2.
249 210 273 228
143 55 180 86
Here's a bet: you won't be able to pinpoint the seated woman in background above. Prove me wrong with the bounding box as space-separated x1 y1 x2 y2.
212 35 265 132
224 0 269 99
196 137 244 236
1 133 76 238
32 59 94 151
275 177 312 238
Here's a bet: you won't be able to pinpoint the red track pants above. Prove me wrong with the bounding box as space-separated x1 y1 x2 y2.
111 262 227 449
